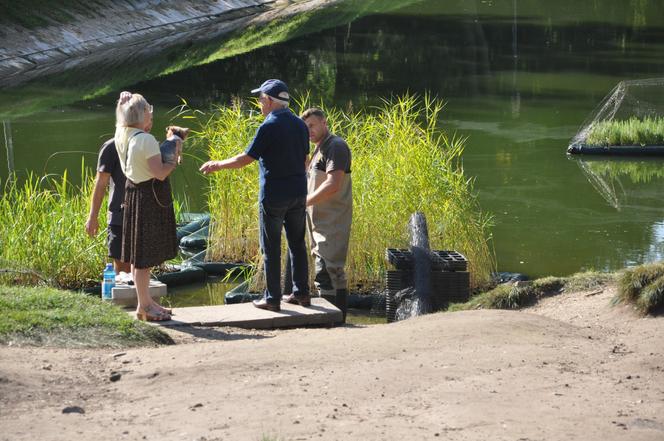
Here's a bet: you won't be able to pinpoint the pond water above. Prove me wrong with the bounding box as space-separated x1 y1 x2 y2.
2 0 664 285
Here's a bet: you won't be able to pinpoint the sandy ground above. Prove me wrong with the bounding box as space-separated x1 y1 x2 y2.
1 284 663 441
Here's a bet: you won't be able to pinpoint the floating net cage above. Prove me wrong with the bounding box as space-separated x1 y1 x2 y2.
568 78 664 155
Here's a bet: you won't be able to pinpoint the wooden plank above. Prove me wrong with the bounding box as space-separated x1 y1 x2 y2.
131 298 342 329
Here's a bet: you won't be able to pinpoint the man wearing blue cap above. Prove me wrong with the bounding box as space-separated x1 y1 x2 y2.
200 79 310 311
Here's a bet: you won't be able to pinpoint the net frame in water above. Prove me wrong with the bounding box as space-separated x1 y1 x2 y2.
567 77 664 156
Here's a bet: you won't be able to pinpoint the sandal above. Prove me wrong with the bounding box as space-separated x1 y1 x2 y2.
155 305 174 315
136 305 172 321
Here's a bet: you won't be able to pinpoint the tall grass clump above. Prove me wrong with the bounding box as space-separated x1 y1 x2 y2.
616 263 664 314
585 116 664 147
198 95 495 289
0 167 106 289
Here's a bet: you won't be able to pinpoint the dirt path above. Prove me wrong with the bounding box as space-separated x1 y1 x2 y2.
1 284 663 441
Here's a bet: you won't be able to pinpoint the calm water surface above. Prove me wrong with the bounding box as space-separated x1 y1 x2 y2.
3 0 664 281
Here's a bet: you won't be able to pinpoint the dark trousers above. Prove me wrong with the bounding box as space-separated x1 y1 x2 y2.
259 196 309 303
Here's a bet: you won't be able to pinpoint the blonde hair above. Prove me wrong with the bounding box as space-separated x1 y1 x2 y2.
115 93 150 127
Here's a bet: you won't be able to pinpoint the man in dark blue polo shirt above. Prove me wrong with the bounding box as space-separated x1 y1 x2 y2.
200 79 310 311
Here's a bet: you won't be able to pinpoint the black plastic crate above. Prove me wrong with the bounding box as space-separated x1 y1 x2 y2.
385 248 412 270
386 248 468 271
433 250 468 271
385 270 401 323
384 269 470 322
432 271 470 304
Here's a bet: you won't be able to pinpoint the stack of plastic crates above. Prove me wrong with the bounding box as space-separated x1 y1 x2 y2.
384 248 470 322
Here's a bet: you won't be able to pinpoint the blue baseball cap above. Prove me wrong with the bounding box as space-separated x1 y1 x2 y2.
251 79 290 102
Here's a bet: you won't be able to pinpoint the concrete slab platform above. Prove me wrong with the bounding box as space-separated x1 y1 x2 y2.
111 280 166 307
133 298 342 329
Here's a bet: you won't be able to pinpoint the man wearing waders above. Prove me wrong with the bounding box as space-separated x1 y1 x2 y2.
286 108 352 321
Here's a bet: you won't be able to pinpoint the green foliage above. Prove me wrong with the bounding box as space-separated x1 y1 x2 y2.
0 284 172 347
195 100 262 264
0 167 106 289
0 165 185 289
616 263 664 314
196 95 495 289
452 271 615 311
585 116 664 147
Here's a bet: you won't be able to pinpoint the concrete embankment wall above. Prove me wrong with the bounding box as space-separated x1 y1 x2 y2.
0 0 293 87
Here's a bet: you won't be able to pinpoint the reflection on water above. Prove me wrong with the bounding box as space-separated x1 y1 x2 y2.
574 159 626 210
0 0 422 119
3 0 664 278
577 158 664 184
572 157 664 210
646 221 664 264
160 280 237 308
572 157 664 273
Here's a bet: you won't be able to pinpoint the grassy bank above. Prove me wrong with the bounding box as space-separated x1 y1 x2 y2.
0 285 172 347
450 271 616 311
585 116 664 147
197 95 495 290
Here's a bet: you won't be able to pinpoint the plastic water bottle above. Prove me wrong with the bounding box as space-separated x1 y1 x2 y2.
102 263 115 301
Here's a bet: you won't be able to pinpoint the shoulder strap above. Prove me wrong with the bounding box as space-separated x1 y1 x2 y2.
121 130 144 170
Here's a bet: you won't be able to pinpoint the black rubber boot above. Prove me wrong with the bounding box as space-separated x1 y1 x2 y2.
320 290 344 324
335 289 348 323
321 292 336 306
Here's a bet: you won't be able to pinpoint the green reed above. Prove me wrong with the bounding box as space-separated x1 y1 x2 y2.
198 95 495 289
0 162 187 289
195 100 263 264
585 116 664 147
0 164 105 289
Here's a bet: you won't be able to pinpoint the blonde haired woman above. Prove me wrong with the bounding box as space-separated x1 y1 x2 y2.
115 92 180 321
